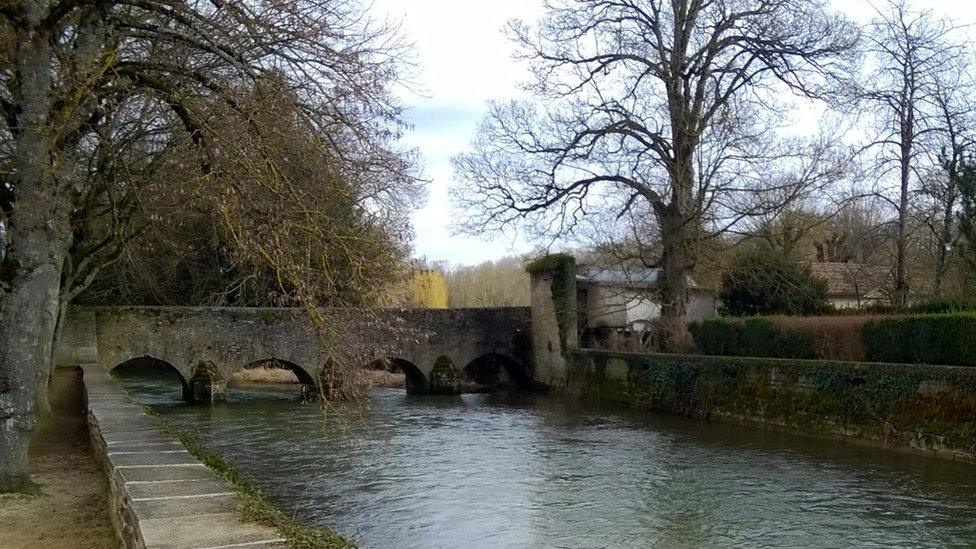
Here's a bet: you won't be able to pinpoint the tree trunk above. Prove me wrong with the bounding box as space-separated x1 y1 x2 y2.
0 26 70 492
658 207 693 353
0 223 70 492
37 297 70 417
894 164 909 307
894 113 913 308
934 157 960 297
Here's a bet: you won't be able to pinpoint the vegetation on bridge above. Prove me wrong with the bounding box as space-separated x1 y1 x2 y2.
525 254 578 348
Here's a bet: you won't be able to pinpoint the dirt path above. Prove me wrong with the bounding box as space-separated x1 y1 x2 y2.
0 367 117 549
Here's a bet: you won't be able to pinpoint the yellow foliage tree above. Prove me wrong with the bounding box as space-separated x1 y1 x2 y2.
405 269 449 309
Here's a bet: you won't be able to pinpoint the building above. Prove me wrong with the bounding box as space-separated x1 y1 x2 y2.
576 267 717 330
809 262 889 309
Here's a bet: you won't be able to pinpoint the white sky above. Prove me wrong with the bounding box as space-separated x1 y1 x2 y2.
371 0 976 267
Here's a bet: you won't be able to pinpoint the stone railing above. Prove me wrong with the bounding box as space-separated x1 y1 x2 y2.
82 365 287 548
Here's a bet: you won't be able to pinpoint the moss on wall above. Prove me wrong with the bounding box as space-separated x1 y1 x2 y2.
569 350 976 460
525 254 576 347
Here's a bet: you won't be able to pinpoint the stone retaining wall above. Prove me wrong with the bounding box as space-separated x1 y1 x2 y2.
564 350 976 462
81 365 287 548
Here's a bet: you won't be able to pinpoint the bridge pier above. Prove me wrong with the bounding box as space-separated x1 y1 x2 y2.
428 356 461 394
188 362 227 404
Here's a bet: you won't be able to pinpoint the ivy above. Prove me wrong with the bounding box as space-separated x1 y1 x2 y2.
525 254 576 346
571 350 976 458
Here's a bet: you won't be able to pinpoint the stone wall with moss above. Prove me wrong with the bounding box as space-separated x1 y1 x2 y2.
566 349 976 461
526 254 578 385
57 305 532 399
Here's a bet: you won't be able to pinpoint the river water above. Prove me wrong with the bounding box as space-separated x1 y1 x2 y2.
116 369 976 548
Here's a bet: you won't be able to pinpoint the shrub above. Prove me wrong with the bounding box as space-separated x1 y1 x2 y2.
719 248 829 316
912 295 976 314
692 313 976 366
690 317 816 359
769 315 870 361
863 313 976 367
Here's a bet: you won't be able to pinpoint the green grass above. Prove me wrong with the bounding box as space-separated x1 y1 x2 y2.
140 406 354 548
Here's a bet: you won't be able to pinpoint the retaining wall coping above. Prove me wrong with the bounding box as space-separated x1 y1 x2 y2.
571 348 976 372
81 364 287 549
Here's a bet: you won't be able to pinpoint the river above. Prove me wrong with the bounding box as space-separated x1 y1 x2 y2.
115 368 976 548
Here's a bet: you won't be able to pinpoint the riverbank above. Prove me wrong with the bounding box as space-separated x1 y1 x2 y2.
0 368 116 549
565 349 976 463
234 365 406 389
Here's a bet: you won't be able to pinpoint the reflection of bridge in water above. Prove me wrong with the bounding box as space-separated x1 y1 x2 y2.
56 306 532 402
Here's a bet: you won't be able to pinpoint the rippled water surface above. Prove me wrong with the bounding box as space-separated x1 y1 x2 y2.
117 370 976 548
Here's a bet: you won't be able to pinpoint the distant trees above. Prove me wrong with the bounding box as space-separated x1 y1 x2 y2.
445 257 529 308
402 269 449 309
858 0 974 303
454 0 857 350
719 248 829 317
959 158 976 277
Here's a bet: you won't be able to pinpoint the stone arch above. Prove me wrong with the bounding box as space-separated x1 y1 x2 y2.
235 358 317 387
373 357 427 394
110 356 191 401
462 353 528 391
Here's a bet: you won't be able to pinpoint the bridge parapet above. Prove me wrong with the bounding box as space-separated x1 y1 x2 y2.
57 306 532 401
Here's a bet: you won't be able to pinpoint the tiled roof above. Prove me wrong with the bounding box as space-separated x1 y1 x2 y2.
809 262 888 298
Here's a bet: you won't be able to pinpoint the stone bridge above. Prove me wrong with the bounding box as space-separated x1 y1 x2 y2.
56 306 533 402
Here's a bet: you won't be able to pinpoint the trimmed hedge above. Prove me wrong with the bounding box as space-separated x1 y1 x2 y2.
691 313 976 366
688 317 816 359
863 314 976 367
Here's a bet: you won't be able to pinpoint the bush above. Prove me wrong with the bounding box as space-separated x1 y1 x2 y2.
719 248 829 316
863 313 976 367
911 296 976 314
692 313 976 366
769 315 870 361
690 317 817 359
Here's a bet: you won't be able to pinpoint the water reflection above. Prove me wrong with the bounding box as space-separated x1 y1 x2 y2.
114 368 976 549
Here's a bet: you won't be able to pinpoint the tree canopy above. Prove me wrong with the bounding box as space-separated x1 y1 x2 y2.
719 248 830 317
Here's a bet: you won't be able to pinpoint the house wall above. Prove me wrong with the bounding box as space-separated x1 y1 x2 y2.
689 292 717 320
585 285 716 328
828 296 885 310
585 285 658 328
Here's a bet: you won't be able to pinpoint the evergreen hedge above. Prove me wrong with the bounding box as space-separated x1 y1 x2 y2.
863 314 976 367
691 313 976 366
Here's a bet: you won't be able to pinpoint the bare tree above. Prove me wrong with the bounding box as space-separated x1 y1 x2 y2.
858 0 963 305
920 63 976 295
0 0 417 492
453 0 857 350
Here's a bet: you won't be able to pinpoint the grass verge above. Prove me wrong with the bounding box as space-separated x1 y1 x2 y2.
141 405 354 548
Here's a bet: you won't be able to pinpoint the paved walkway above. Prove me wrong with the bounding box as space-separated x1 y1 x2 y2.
83 365 288 548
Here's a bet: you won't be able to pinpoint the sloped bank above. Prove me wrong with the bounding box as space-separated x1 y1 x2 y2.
81 365 349 548
565 350 976 462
